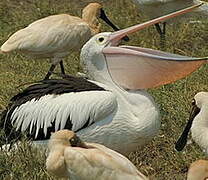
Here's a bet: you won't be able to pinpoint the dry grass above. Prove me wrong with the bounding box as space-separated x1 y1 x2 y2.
0 0 208 179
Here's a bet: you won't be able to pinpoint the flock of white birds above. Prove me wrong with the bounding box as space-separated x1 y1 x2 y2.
0 1 208 180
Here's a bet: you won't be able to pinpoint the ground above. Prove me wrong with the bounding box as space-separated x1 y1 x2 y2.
0 0 208 179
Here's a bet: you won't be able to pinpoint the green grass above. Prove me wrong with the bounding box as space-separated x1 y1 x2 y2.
0 0 208 179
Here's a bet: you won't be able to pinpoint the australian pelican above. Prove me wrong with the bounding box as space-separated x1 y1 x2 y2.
1 4 207 155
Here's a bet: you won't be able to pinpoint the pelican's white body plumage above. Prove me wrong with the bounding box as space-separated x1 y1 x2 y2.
46 130 148 180
11 79 159 155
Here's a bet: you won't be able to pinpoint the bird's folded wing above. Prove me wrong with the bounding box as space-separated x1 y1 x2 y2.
64 147 147 180
1 14 91 53
3 77 117 139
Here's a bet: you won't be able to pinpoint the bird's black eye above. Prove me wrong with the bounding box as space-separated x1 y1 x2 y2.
70 137 77 147
98 37 105 42
191 99 196 106
69 134 82 147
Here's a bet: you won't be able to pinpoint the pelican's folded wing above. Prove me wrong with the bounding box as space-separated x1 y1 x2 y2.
2 76 117 140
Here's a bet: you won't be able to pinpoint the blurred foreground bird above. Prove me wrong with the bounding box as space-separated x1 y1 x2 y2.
133 0 208 48
1 4 207 155
175 92 208 154
0 3 122 80
187 159 208 180
46 130 148 180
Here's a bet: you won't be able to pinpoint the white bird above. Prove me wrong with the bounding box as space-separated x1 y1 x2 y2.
133 0 208 47
187 159 208 180
175 92 208 154
46 129 148 180
1 4 207 155
0 3 122 80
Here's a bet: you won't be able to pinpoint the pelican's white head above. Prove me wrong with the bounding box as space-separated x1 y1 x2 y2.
81 3 207 90
80 32 112 83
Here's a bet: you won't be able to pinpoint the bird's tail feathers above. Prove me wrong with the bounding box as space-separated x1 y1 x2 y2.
0 109 22 148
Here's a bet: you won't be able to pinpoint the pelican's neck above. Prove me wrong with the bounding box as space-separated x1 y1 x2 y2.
89 69 158 114
81 48 158 111
85 61 157 110
82 11 101 34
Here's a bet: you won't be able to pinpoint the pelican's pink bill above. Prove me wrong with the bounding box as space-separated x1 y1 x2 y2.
103 46 206 89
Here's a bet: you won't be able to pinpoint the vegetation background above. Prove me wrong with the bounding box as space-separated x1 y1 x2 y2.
0 0 207 179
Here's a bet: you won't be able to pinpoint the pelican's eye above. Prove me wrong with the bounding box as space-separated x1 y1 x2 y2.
96 36 106 44
191 99 196 106
98 37 104 42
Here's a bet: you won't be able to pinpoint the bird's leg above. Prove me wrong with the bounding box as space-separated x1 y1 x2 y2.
155 22 166 50
44 64 56 80
59 60 65 75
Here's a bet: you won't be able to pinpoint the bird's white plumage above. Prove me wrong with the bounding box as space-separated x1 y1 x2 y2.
64 145 148 180
46 130 148 180
191 92 208 154
0 3 115 79
1 15 91 59
187 159 208 180
133 0 208 19
10 90 117 138
3 5 207 155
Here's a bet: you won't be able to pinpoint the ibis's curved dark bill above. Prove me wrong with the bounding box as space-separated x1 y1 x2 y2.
175 104 200 151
